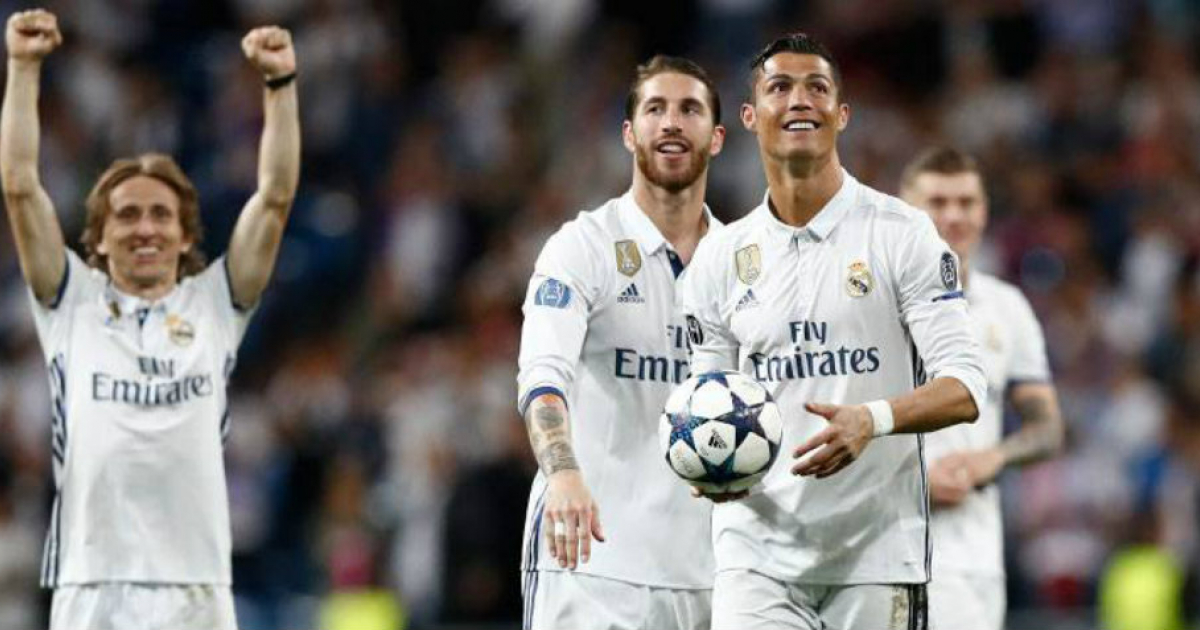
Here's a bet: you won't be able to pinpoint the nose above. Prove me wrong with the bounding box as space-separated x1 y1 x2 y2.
662 108 683 134
787 87 812 112
134 213 157 236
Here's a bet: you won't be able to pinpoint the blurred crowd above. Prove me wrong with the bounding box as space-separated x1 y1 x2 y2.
0 0 1197 628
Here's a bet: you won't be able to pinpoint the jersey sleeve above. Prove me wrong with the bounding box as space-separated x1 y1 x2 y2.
679 236 739 374
192 256 257 350
28 250 100 359
895 214 986 413
1004 287 1051 383
516 224 603 415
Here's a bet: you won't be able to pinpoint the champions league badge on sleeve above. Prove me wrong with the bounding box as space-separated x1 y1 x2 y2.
534 278 573 308
940 252 959 290
846 260 874 297
615 240 642 277
735 245 762 285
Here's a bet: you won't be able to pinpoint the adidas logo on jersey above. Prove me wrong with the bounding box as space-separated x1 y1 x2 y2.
735 289 760 312
618 283 645 304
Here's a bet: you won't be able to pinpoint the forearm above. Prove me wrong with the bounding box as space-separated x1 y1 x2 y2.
256 83 299 209
887 376 979 434
1 59 44 193
524 393 580 476
1000 384 1065 466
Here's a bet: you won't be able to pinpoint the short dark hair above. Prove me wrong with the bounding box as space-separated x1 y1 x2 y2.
899 147 981 191
624 55 721 125
748 33 843 102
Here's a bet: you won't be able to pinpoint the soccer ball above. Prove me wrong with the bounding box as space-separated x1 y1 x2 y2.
659 370 783 494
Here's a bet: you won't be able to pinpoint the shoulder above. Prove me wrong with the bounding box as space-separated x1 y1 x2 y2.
539 199 621 259
696 208 762 260
974 272 1035 312
857 185 938 236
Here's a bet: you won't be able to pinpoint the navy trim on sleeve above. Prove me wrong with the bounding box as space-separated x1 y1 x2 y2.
519 386 567 417
47 253 70 309
931 290 964 303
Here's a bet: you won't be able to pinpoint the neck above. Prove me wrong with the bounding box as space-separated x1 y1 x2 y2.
109 271 176 302
959 255 972 289
630 171 709 264
762 150 844 227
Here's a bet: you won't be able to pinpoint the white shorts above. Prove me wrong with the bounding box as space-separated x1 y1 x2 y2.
523 570 710 630
712 569 927 630
928 572 1004 630
51 583 237 630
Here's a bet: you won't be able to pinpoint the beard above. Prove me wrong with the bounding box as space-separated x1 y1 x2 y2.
635 142 709 193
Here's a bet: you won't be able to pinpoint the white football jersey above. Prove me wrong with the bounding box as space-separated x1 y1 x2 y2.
925 272 1050 578
517 192 719 589
680 171 986 585
31 251 251 587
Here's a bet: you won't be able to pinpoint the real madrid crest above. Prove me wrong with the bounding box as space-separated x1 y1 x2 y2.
846 260 873 297
735 245 762 285
615 240 641 277
940 252 959 290
166 314 195 347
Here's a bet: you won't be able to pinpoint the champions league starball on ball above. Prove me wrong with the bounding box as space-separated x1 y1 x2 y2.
659 370 783 493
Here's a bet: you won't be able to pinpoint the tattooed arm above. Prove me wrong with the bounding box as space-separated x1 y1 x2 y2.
999 382 1065 467
932 382 1064 504
524 393 605 569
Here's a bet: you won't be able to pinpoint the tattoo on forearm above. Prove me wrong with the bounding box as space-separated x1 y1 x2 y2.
535 406 565 431
525 403 579 475
539 441 579 474
1003 395 1062 466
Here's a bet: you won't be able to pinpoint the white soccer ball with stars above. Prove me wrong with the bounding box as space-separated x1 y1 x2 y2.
659 370 783 494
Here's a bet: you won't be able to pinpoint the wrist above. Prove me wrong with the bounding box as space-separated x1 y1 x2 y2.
264 71 297 90
864 400 894 437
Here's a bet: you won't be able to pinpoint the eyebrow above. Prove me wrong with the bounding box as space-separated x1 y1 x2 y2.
641 95 707 110
763 72 832 84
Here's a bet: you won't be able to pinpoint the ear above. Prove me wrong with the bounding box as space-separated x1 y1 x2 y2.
622 120 636 154
740 102 756 132
836 102 850 132
709 124 726 157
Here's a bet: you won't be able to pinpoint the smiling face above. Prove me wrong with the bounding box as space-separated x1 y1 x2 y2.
623 71 725 194
96 175 193 297
741 52 849 165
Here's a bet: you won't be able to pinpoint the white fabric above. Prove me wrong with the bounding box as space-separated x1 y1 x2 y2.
925 272 1050 579
866 399 895 436
524 570 709 630
517 193 719 589
31 251 252 586
680 171 986 584
712 569 927 630
928 572 1005 630
50 583 237 630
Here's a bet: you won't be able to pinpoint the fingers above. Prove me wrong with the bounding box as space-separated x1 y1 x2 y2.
793 426 833 460
242 25 292 56
804 401 838 419
543 506 600 569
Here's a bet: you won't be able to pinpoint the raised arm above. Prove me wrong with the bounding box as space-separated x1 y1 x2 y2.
1 10 65 304
226 26 300 308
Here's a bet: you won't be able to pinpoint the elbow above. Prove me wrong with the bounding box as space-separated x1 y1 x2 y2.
259 187 296 212
1 169 39 199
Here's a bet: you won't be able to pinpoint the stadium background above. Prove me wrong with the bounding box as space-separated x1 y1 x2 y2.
0 0 1195 628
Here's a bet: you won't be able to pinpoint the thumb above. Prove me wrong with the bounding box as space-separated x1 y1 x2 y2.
591 505 606 542
804 401 839 419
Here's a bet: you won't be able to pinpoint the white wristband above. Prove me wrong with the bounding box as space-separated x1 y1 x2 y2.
864 400 894 437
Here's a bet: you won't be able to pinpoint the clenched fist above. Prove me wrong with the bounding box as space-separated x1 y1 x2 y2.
241 26 296 81
6 9 61 62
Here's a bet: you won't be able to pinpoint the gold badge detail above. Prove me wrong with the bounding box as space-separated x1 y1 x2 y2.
166 314 195 347
846 260 873 297
735 245 762 285
615 240 641 277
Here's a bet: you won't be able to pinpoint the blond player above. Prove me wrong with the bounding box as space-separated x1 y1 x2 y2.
1 9 299 629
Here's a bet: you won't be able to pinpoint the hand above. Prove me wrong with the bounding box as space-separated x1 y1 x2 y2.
690 486 748 503
542 470 605 569
791 402 873 478
960 447 1005 488
6 10 61 62
928 454 972 507
241 26 295 80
